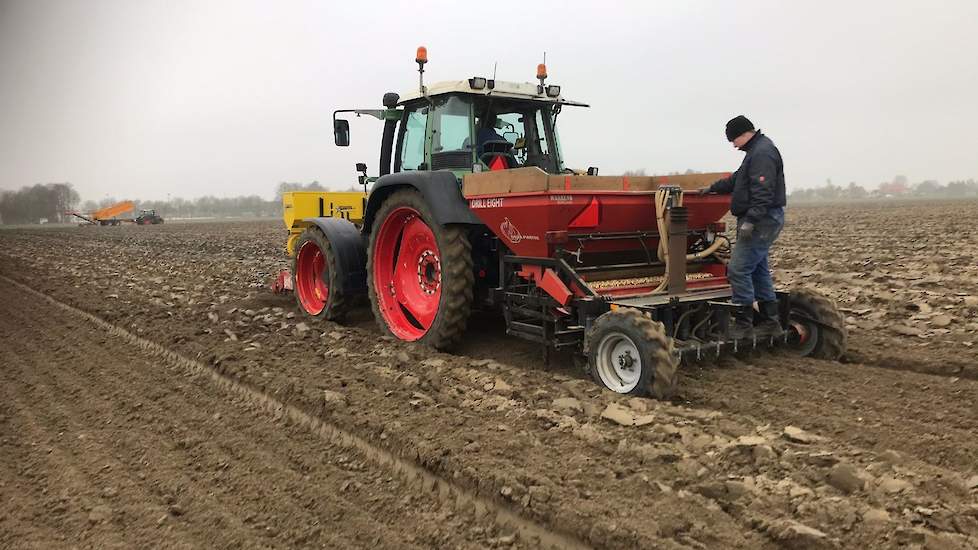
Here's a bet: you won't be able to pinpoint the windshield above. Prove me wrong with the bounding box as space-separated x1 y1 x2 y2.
473 98 563 173
394 95 568 174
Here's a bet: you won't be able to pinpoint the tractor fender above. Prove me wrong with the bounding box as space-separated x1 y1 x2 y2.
363 171 482 234
303 217 367 295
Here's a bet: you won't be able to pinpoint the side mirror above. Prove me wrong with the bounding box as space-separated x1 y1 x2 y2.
334 119 350 147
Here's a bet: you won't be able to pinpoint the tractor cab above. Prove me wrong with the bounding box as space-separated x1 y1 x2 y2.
332 52 587 181
394 84 586 175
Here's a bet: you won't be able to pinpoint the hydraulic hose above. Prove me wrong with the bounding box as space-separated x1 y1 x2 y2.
651 188 674 293
687 235 728 261
651 189 727 293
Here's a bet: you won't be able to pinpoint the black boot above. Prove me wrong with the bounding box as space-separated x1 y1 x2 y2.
755 300 783 337
728 305 754 340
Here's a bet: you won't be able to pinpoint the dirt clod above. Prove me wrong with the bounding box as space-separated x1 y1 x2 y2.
768 519 831 548
551 397 583 414
827 462 868 494
784 425 823 444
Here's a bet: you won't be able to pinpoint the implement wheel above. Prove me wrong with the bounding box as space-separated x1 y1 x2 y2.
787 288 847 360
585 308 679 399
367 190 473 349
293 226 349 321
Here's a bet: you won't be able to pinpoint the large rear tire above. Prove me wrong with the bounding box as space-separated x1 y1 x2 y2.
585 308 679 399
787 288 847 360
293 226 349 321
367 189 473 349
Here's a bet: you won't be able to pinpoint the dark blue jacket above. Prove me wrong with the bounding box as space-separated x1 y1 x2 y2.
477 128 507 155
708 132 786 223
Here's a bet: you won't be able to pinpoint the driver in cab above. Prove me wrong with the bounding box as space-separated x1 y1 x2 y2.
476 112 516 170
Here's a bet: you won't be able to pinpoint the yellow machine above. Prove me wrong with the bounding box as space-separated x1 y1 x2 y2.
282 191 367 256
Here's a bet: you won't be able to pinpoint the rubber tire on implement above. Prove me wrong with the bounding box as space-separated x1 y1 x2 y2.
787 288 847 360
585 308 679 399
293 226 350 321
367 189 473 349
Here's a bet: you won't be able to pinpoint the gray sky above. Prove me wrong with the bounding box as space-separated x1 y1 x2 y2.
1 0 976 201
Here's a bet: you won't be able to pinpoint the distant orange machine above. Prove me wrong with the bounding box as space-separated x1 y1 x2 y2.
68 200 135 226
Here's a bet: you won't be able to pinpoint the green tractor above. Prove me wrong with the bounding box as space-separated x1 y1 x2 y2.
135 209 164 225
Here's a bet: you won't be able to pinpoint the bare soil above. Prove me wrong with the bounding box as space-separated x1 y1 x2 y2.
2 200 977 549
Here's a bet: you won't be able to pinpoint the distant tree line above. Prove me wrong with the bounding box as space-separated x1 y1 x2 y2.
0 183 80 224
0 181 337 224
790 176 978 201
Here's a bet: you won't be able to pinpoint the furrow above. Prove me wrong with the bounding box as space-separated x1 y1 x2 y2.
0 274 592 550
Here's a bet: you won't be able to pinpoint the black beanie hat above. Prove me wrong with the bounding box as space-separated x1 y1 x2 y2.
725 115 755 141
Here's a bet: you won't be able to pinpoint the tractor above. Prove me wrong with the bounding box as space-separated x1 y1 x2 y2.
276 47 847 398
135 209 164 225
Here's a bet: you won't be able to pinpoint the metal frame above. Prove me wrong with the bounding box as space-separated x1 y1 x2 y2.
493 250 798 363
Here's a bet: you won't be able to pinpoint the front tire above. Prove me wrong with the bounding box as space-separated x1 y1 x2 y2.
367 190 473 349
585 308 679 399
293 226 349 321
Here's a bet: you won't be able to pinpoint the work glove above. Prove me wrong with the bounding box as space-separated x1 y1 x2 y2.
739 221 755 239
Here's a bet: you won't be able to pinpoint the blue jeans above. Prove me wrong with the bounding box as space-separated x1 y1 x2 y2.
728 208 784 306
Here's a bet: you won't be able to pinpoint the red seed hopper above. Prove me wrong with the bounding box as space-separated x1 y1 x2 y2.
463 167 733 300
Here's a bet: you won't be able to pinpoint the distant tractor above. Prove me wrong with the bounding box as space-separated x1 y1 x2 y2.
68 202 164 226
135 209 164 225
274 47 847 398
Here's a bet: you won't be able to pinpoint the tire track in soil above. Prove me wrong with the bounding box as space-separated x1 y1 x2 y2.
454 315 978 476
0 321 264 549
680 352 978 476
0 275 591 550
1 317 394 549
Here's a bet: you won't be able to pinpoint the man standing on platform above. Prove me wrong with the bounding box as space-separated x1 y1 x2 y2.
700 115 787 339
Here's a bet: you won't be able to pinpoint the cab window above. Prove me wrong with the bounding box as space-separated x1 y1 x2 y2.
399 107 428 171
430 96 472 153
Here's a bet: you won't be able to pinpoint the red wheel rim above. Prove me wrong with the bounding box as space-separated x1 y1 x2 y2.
296 240 329 315
373 206 442 341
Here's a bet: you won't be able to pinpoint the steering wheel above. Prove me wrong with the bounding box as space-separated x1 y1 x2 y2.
481 138 512 153
479 139 514 165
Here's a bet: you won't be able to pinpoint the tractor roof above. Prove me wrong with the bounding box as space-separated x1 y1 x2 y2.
398 80 589 107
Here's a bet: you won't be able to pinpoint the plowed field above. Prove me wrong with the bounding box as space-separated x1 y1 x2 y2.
2 200 977 549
